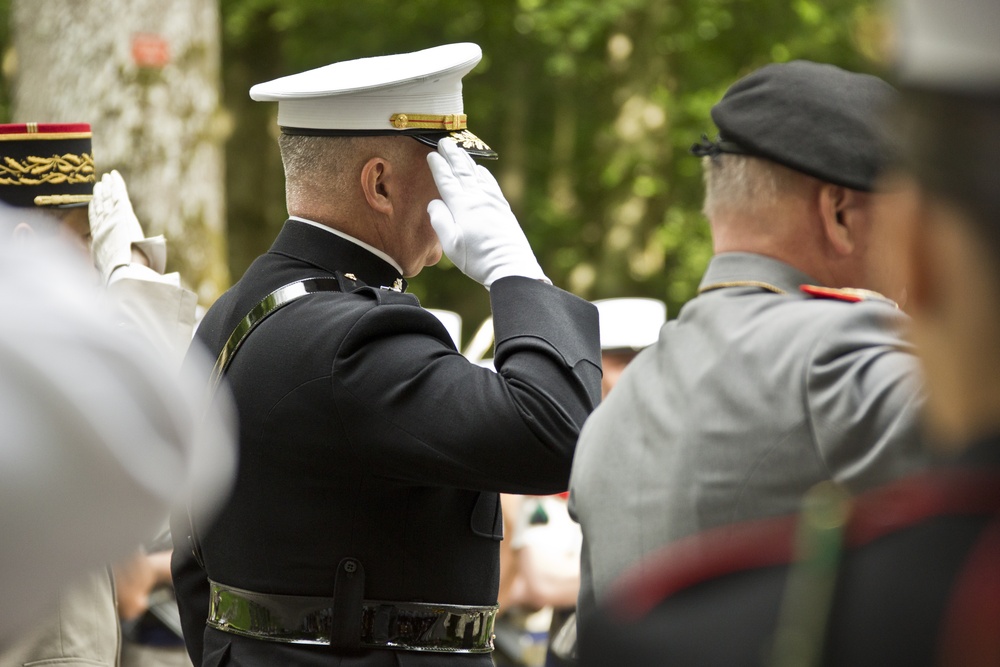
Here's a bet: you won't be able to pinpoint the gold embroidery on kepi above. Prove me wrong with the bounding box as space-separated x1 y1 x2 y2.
0 122 96 208
34 194 94 207
0 153 95 186
0 132 93 142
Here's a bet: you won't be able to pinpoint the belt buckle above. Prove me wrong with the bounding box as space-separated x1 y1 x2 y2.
362 601 497 653
208 580 497 653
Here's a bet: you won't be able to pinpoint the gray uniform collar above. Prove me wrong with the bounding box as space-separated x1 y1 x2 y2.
698 253 819 296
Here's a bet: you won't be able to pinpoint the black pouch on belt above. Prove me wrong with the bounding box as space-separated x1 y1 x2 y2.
330 557 365 649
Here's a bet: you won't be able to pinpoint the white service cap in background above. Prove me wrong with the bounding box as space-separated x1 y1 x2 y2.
427 308 463 349
593 297 667 351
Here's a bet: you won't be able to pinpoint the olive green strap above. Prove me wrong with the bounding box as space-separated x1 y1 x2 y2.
769 481 853 667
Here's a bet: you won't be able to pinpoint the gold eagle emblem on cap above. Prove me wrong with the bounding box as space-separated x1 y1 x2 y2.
448 130 491 152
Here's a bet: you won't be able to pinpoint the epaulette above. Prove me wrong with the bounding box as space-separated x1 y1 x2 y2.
335 271 363 291
334 272 416 305
799 284 898 308
357 282 419 307
336 272 408 296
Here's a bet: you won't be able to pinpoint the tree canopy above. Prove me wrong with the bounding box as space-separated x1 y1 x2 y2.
0 0 887 343
221 0 886 340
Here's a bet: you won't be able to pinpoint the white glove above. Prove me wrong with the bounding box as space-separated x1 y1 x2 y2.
427 139 549 289
89 170 146 284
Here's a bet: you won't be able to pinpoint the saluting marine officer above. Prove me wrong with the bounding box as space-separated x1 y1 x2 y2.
171 43 602 666
569 59 930 627
579 1 1000 664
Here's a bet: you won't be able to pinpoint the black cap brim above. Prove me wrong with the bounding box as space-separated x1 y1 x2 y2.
280 126 498 160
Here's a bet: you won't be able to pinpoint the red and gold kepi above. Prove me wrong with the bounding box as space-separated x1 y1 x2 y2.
0 122 96 208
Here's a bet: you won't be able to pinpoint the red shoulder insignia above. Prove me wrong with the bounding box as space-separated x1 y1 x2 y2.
800 284 897 307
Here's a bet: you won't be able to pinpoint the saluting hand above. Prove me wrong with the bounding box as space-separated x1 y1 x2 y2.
88 169 147 285
427 138 549 289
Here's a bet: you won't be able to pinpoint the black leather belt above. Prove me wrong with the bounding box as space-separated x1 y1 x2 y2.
207 580 497 653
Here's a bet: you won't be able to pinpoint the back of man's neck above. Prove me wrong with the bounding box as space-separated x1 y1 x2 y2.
289 216 405 275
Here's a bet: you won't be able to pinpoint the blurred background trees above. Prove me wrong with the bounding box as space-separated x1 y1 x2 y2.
0 0 887 344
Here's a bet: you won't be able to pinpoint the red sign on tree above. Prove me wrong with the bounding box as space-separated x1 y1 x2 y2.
131 33 171 69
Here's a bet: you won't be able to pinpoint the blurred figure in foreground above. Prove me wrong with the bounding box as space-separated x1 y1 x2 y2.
0 123 230 665
580 1 1000 664
0 231 233 652
89 169 202 667
90 170 202 666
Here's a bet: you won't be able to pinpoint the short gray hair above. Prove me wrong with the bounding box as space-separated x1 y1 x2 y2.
278 134 416 207
701 154 805 220
279 134 362 205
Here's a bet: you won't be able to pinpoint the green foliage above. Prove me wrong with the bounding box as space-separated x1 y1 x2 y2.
220 0 882 342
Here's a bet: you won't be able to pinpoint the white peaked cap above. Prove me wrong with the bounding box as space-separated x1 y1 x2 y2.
894 0 1000 91
249 43 496 158
594 298 667 351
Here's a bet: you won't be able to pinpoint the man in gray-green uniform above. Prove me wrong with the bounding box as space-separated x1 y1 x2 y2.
569 60 929 626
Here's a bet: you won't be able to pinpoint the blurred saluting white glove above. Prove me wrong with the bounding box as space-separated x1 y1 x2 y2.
89 170 146 284
427 138 549 289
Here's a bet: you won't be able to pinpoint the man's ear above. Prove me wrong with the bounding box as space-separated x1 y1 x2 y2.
360 157 393 216
818 184 867 256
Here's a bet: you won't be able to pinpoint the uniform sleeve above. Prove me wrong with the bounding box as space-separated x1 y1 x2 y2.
805 304 928 492
332 276 602 495
106 267 199 368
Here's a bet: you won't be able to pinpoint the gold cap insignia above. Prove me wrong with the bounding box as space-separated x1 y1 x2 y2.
390 113 468 131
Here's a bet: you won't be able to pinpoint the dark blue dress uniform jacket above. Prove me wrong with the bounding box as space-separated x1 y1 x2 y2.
172 219 602 666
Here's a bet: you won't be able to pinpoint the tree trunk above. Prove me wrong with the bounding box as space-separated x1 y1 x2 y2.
9 0 228 303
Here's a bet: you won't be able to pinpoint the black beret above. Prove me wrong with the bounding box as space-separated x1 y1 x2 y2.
705 60 896 192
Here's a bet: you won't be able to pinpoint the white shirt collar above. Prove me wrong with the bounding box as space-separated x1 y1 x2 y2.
289 216 405 275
